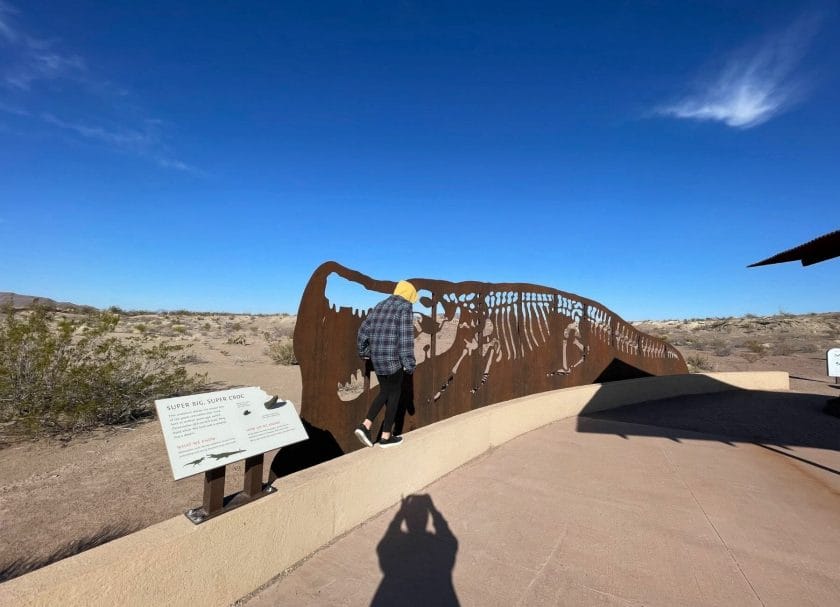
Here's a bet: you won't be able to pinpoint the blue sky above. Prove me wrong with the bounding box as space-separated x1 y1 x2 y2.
1 1 838 319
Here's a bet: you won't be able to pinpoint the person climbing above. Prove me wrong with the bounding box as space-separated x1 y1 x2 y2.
355 280 417 448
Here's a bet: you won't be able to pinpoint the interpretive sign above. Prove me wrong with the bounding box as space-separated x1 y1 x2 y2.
155 387 308 480
827 348 840 378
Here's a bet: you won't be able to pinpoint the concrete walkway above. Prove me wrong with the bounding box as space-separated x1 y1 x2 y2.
239 391 840 606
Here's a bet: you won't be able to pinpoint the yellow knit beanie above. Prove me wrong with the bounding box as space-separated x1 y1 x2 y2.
393 280 418 303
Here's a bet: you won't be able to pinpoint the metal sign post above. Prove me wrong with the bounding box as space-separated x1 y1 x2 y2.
185 454 276 524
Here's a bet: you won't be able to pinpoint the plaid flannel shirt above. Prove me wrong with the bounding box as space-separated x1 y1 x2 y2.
357 295 416 375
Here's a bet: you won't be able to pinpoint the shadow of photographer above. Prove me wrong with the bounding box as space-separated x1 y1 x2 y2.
372 493 459 607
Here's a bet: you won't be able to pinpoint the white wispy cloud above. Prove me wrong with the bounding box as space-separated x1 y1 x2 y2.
42 113 156 150
5 45 86 91
657 15 821 129
0 2 85 90
39 112 198 172
0 99 28 116
0 1 194 171
156 158 196 172
0 1 18 43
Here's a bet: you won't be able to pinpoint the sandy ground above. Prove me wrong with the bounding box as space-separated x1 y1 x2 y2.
1 312 838 582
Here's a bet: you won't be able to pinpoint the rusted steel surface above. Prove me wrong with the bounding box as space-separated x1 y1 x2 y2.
749 229 840 267
294 261 687 454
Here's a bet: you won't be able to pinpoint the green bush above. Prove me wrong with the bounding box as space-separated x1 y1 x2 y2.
266 337 296 365
743 339 766 354
686 355 713 371
0 304 206 436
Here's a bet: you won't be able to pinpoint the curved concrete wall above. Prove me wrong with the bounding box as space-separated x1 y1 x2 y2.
0 372 789 606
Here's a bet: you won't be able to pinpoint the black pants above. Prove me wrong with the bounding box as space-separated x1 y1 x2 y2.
366 369 404 435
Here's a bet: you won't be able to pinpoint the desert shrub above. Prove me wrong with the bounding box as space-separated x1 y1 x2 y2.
202 322 212 332
743 339 766 354
710 338 732 357
686 355 713 371
772 341 794 356
264 326 295 340
172 325 187 335
265 336 296 365
125 309 153 316
0 304 206 436
134 323 147 334
226 334 247 345
690 339 707 351
180 353 208 365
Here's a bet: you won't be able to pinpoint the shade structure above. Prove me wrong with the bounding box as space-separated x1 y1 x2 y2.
749 229 840 267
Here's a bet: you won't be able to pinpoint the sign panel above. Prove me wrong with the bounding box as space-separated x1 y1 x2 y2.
828 348 840 378
155 387 308 480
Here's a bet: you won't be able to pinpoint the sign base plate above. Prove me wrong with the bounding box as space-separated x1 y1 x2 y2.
185 484 278 525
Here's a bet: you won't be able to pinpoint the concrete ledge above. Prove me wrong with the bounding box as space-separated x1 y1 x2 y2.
0 372 789 606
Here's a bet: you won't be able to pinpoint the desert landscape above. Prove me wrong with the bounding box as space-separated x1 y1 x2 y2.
1 299 838 582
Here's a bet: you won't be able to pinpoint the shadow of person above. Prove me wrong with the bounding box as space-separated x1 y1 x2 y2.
371 493 459 607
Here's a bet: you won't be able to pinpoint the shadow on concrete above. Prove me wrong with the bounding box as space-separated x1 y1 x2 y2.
372 493 459 607
594 358 652 383
0 523 140 582
576 375 840 474
268 419 344 482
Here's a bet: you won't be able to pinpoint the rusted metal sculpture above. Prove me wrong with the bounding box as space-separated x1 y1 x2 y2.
293 261 687 455
749 229 840 267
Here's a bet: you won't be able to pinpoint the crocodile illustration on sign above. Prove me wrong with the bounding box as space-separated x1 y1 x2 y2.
207 449 246 460
293 261 687 457
185 457 205 467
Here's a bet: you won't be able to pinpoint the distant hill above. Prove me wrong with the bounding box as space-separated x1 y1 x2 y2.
0 292 97 313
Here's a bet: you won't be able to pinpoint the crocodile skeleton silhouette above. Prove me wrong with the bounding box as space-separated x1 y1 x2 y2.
294 261 687 455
